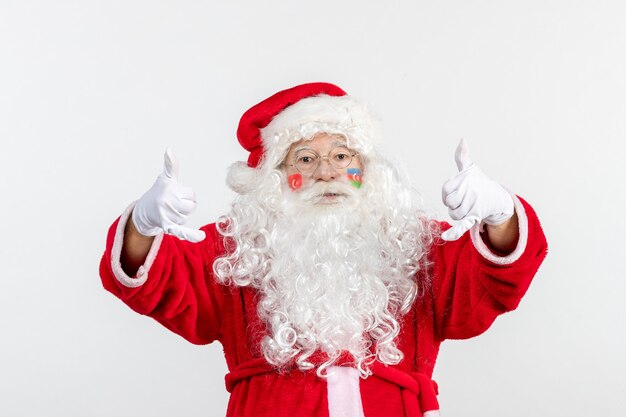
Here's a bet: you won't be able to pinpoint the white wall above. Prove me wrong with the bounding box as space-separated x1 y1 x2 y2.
1 1 624 416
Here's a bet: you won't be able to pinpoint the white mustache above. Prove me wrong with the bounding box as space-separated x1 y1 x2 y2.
299 181 357 204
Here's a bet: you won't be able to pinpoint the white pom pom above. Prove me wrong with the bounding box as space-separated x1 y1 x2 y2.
226 161 261 194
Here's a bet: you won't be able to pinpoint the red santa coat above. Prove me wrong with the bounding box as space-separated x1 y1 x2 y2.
100 195 547 417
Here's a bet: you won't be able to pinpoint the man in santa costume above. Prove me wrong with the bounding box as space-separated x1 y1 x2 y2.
100 82 547 417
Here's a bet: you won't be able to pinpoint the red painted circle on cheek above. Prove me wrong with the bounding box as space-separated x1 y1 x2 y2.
288 173 303 190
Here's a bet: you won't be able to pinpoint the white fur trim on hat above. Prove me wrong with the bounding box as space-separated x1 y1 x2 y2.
259 94 380 170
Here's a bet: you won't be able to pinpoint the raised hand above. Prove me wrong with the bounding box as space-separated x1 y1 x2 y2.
131 148 206 242
440 139 514 241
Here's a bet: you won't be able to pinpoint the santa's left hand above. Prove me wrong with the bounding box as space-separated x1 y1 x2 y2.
440 139 514 241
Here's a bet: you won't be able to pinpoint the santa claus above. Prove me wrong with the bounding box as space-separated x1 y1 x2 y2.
100 82 547 417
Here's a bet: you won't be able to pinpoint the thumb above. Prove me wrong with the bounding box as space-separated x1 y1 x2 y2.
163 147 179 180
166 224 206 243
454 138 473 172
441 216 479 241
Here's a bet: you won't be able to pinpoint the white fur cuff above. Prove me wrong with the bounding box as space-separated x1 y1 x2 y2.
110 202 164 288
469 193 528 265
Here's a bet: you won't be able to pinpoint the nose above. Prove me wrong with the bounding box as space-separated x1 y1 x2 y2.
312 158 338 182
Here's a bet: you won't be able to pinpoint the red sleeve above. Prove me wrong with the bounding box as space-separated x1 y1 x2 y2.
430 195 548 341
99 203 227 345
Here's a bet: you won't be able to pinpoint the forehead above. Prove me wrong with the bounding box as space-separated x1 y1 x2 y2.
287 133 348 154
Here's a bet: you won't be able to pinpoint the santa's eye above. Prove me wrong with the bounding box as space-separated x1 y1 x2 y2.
329 148 354 168
297 154 317 165
333 152 350 161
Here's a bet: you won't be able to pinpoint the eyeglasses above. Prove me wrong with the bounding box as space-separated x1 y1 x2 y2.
285 147 359 176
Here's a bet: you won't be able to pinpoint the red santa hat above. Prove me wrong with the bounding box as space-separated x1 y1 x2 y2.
228 82 379 193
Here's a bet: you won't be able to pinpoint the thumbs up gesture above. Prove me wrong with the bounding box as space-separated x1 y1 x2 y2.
131 148 206 242
440 139 514 241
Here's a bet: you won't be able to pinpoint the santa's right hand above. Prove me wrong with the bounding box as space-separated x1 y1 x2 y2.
131 148 206 242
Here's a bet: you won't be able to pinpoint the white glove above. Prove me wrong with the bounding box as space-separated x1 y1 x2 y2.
440 139 514 241
131 148 206 242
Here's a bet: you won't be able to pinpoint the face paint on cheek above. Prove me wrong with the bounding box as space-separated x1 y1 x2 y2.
347 168 362 189
288 173 303 191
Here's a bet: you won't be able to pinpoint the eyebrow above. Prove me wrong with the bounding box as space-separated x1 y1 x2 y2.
293 140 349 154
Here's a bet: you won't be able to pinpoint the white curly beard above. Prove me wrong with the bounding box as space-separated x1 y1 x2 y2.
260 181 395 371
214 158 434 377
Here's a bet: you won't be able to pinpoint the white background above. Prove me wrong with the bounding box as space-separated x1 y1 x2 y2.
1 1 625 416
